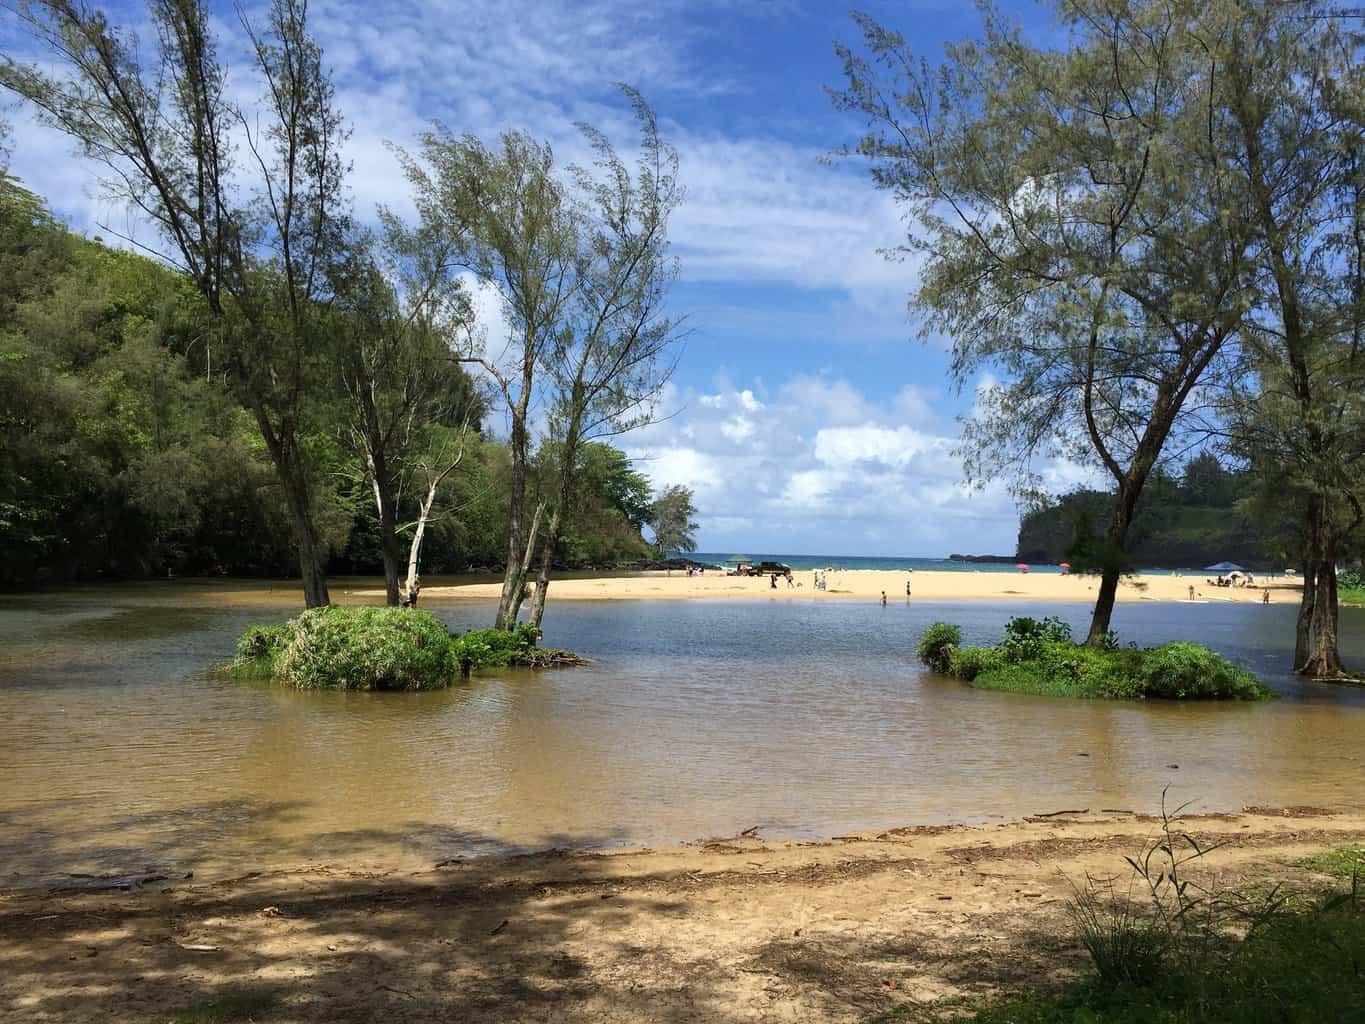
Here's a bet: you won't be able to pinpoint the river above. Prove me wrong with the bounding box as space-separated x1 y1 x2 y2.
1 580 1362 889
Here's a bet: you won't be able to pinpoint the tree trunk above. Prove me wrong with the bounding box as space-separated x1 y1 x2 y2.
258 413 330 608
505 501 545 626
377 499 404 606
528 504 564 629
1085 484 1138 645
367 456 403 607
1295 497 1344 678
405 480 438 596
495 402 531 629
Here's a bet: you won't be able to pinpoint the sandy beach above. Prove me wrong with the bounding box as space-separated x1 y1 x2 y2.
405 568 1297 606
3 805 1360 1023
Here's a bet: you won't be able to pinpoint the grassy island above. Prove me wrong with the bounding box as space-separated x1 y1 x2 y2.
917 617 1274 702
230 607 587 690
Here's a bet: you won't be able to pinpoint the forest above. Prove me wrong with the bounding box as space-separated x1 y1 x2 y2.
1014 454 1314 569
0 169 684 587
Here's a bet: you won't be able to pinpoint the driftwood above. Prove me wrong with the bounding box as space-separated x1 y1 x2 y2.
1027 808 1090 820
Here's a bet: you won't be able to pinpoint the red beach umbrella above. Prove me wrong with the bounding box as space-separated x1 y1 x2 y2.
1016 563 1030 573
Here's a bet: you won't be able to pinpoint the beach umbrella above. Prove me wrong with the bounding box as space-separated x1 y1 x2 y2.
1059 562 1071 574
1204 561 1245 572
1016 563 1030 573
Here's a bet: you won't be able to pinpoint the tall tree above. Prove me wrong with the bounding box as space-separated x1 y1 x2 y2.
833 2 1253 643
330 226 480 605
525 89 684 628
398 89 683 630
397 130 576 628
649 484 698 556
2 0 350 607
1218 0 1364 677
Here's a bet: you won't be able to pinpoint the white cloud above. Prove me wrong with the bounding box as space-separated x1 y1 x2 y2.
624 373 1059 555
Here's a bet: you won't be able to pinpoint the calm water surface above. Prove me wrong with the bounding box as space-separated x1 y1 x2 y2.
1 581 1363 888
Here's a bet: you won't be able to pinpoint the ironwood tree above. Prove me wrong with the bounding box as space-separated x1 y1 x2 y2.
833 1 1254 643
2 0 351 607
1218 0 1364 677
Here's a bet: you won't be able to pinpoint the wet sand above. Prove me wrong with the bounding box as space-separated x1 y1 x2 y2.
3 806 1361 1023
408 568 1296 605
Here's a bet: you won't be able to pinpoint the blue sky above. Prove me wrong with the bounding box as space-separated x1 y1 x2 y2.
2 0 1088 557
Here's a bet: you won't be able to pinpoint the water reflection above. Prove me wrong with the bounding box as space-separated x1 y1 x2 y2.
1 584 1362 887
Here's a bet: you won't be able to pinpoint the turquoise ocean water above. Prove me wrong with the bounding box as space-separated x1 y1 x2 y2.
685 552 1061 573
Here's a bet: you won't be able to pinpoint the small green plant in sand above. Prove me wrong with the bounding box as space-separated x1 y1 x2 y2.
1297 845 1365 878
871 795 1364 1024
915 618 1272 701
168 988 279 1023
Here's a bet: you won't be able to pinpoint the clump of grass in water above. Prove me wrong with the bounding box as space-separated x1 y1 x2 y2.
227 610 586 689
914 617 1273 701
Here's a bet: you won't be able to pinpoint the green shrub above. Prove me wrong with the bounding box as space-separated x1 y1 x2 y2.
916 622 962 674
276 606 458 691
1137 642 1272 700
948 645 1003 681
235 624 288 662
927 619 1271 702
1000 615 1072 662
450 623 543 672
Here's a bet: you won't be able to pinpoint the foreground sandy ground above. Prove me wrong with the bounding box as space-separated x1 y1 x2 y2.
405 568 1299 605
3 806 1360 1023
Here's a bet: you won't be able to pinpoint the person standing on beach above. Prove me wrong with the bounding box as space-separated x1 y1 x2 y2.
905 580 912 598
881 591 887 606
1263 588 1271 605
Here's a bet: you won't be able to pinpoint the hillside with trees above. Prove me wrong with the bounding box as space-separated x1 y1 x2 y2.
1015 455 1278 569
0 173 670 587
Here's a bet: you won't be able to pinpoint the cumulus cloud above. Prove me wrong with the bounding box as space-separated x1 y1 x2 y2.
625 373 1058 555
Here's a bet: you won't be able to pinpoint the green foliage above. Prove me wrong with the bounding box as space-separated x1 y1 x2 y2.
276 607 459 691
649 483 699 555
1017 462 1277 569
947 645 1003 682
959 809 1365 1024
1136 643 1267 701
235 625 289 664
232 614 584 687
923 622 1272 701
1297 846 1365 878
916 622 962 675
450 624 543 671
1069 885 1170 989
1000 615 1073 662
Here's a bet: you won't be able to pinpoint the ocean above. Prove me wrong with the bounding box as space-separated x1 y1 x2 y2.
685 552 1060 573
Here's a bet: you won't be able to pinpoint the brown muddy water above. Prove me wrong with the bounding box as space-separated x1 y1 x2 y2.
1 580 1363 889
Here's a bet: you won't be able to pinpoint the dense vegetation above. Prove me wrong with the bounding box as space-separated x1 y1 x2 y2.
1 3 694 627
0 172 682 587
230 609 583 689
1016 456 1282 569
917 617 1272 702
